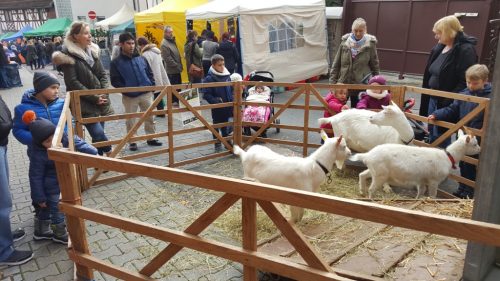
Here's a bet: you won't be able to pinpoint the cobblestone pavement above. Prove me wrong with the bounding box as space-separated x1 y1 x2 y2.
0 66 427 281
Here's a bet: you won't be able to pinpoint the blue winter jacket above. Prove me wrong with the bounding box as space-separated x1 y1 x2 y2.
13 89 64 148
202 67 233 120
110 53 154 97
29 133 97 203
432 83 491 130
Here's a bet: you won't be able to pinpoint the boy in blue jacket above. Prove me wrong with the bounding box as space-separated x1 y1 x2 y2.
428 64 491 199
22 112 97 244
13 72 97 244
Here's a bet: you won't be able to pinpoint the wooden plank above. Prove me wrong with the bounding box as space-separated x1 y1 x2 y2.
405 113 483 137
242 136 319 148
92 132 169 148
166 87 174 167
303 85 310 156
172 89 232 151
243 198 258 281
310 86 337 116
93 174 133 187
234 80 243 147
52 94 71 148
174 137 231 152
73 86 164 96
405 86 490 103
120 148 170 161
48 150 500 247
67 251 154 281
258 201 332 272
59 203 352 281
140 194 240 276
242 86 305 149
72 91 83 123
449 173 476 189
170 151 232 168
53 162 93 280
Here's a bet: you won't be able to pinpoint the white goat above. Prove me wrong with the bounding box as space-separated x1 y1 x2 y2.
350 130 480 199
318 102 414 153
233 131 351 222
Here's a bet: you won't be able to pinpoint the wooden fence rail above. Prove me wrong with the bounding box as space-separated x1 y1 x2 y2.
50 82 492 280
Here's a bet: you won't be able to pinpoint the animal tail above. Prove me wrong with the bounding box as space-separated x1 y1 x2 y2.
233 145 245 157
349 153 366 163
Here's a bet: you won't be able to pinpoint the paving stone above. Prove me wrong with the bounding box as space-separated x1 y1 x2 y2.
23 263 59 281
92 245 121 261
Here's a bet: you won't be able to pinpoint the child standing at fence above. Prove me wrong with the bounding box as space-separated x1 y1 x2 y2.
428 64 491 199
356 75 391 109
20 111 97 244
320 85 349 138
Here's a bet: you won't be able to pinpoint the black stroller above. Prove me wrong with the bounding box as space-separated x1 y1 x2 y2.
242 71 280 137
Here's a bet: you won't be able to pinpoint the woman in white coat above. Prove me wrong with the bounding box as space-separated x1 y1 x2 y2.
137 37 171 117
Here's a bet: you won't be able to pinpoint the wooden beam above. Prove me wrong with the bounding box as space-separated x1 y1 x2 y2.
60 203 352 281
47 150 500 247
303 85 311 156
140 194 240 276
67 251 154 281
243 198 258 280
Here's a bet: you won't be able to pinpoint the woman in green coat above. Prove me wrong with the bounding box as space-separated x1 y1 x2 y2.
330 18 380 108
52 21 114 156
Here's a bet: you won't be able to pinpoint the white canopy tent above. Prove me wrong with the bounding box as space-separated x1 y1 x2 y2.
186 0 328 82
95 4 135 29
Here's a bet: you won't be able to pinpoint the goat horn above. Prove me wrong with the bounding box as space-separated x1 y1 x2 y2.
336 135 343 146
461 126 473 136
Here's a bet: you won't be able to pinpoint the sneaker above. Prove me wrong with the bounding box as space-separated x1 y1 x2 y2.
147 139 163 146
129 143 138 151
0 250 33 266
12 228 26 242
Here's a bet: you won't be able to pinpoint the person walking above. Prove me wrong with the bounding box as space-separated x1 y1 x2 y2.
202 31 219 77
160 26 183 105
137 36 170 117
184 30 203 84
110 32 162 151
35 40 46 69
0 94 33 266
216 32 239 74
52 21 114 156
25 40 38 70
330 18 380 108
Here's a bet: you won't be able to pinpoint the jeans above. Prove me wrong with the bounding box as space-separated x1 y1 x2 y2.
84 122 111 155
0 146 14 261
457 155 478 196
167 73 182 103
428 97 451 148
348 89 361 108
212 114 231 138
34 193 64 225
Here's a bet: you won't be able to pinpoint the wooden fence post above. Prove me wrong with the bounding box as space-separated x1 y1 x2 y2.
54 160 93 281
234 81 243 147
242 198 257 280
70 92 89 191
167 86 175 167
303 84 311 156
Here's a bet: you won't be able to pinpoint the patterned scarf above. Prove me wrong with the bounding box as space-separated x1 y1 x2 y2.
347 33 367 59
83 47 95 67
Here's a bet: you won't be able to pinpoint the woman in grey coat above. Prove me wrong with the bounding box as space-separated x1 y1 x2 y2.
330 18 380 108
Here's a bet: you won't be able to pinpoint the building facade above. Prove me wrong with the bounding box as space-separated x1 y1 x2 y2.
0 0 56 32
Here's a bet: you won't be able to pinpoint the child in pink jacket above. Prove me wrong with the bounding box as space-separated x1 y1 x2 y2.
320 87 349 137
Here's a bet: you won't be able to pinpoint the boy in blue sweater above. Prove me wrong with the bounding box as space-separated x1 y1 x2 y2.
428 64 491 199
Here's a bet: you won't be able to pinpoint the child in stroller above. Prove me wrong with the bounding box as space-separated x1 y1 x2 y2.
241 71 279 137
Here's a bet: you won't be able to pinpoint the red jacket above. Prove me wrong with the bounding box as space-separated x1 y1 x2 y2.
320 92 347 131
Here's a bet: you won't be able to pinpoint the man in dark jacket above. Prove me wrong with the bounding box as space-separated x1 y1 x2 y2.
216 32 239 74
161 26 183 104
0 95 33 266
202 54 233 149
110 32 162 151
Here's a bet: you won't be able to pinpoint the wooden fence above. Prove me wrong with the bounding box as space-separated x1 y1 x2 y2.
49 82 493 281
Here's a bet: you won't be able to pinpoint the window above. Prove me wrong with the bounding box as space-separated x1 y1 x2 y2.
96 16 105 22
268 19 305 53
77 16 86 21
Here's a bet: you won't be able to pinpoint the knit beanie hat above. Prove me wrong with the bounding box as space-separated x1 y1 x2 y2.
230 73 242 82
22 110 56 147
368 75 386 85
33 72 60 95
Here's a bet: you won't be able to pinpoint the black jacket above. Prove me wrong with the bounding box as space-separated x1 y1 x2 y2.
216 40 239 72
420 32 477 115
0 96 12 146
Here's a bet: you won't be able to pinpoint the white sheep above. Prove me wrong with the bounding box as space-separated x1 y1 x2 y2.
350 129 480 199
233 131 351 222
318 102 414 153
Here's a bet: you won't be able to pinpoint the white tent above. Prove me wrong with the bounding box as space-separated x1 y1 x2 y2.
95 4 135 29
186 0 328 82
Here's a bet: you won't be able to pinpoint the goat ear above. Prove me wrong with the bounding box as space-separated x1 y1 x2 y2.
458 129 465 137
336 135 343 146
381 105 388 110
466 135 471 143
320 130 328 141
391 100 398 107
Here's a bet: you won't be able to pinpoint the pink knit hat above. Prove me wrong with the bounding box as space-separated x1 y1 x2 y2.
368 75 386 85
